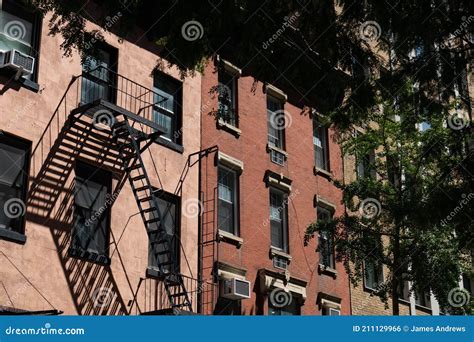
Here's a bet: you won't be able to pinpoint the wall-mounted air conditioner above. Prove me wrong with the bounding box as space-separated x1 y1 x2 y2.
0 49 35 77
220 278 251 300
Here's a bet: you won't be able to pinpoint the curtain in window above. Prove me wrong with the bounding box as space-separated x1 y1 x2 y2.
218 168 236 234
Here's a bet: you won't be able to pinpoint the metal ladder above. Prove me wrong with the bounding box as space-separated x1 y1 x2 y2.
112 119 193 312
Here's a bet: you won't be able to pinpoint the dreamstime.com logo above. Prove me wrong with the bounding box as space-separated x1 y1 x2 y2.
182 198 202 218
4 323 85 336
92 287 114 308
359 21 381 43
269 288 293 308
448 287 470 308
181 20 204 41
92 109 116 130
4 198 26 219
3 20 27 41
358 198 381 219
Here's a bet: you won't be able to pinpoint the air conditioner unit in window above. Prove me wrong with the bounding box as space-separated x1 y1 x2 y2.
0 49 35 77
220 278 251 300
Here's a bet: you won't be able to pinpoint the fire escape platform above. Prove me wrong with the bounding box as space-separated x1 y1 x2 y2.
70 98 167 135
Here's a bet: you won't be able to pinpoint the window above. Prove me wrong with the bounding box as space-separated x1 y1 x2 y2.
268 295 300 315
71 161 111 258
267 96 285 149
317 206 334 269
148 191 180 274
269 188 289 253
0 0 41 82
415 289 431 308
214 297 242 315
153 73 183 144
218 166 239 235
218 68 237 127
322 307 340 316
81 46 117 104
357 149 376 179
364 259 384 290
0 133 30 241
313 119 330 171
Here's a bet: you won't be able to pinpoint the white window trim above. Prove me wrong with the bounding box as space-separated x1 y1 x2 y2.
216 56 242 76
218 152 244 172
265 84 287 102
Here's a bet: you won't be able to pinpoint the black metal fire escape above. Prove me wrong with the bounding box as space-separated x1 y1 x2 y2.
112 120 192 312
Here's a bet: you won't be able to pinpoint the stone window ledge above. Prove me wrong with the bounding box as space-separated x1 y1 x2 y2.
0 227 26 244
217 229 243 248
217 119 241 137
313 166 333 180
318 264 338 278
270 247 292 261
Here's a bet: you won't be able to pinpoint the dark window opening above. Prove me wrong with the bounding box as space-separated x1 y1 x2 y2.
268 294 300 315
148 191 180 274
0 0 42 82
71 161 111 258
217 166 239 235
81 45 118 104
218 68 238 127
317 206 335 269
153 72 183 144
313 119 330 171
0 133 30 237
357 149 376 179
269 188 289 253
267 95 285 150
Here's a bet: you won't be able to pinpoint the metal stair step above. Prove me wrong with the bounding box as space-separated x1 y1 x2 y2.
131 175 146 181
170 292 187 298
144 217 161 224
134 186 150 193
139 196 153 203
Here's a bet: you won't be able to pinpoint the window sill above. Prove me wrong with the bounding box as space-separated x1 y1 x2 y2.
217 119 241 137
154 136 184 153
217 229 243 248
0 227 26 244
0 70 40 93
270 247 292 261
266 144 288 157
146 267 165 279
313 166 332 180
68 247 111 266
318 264 337 278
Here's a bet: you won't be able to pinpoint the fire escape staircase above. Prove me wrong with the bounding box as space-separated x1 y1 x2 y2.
111 120 193 312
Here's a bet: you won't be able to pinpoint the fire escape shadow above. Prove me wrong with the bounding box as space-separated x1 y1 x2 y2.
27 114 131 315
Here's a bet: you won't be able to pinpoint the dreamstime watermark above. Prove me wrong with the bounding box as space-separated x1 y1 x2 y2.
268 287 292 308
439 15 474 50
181 20 204 41
84 12 123 50
359 21 381 43
92 287 114 308
182 198 202 218
4 198 26 219
358 198 381 219
447 113 470 130
269 110 293 131
262 12 300 49
448 287 470 308
5 323 85 336
3 20 27 41
92 109 116 130
84 192 120 227
440 193 474 227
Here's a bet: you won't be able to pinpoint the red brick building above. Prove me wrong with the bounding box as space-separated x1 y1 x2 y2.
199 58 350 315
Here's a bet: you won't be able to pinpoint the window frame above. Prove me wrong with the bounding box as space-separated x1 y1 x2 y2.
356 149 376 179
313 118 330 172
217 67 238 127
268 291 301 315
0 0 42 87
70 160 112 263
363 259 384 291
317 205 335 269
267 95 286 151
217 165 240 236
147 190 181 275
0 132 31 243
153 71 183 146
269 187 289 253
